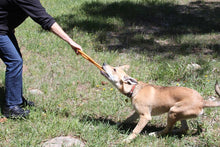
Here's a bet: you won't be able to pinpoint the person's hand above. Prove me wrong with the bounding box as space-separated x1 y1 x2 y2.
50 22 83 55
69 41 82 55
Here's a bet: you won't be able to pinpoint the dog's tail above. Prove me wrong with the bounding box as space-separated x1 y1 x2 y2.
203 81 220 108
203 100 220 108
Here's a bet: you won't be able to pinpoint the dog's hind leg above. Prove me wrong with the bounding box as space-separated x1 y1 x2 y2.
149 104 183 136
155 112 178 136
150 101 201 137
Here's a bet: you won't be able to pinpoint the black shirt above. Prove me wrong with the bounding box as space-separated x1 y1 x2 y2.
0 0 55 35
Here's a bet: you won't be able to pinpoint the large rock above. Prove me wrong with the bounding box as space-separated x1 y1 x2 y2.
42 136 85 147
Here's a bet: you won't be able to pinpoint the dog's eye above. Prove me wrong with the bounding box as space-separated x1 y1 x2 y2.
113 68 117 72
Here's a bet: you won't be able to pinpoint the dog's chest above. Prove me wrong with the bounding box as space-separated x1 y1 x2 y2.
131 96 170 116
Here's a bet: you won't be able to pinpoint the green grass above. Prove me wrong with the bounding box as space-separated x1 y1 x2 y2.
0 0 220 146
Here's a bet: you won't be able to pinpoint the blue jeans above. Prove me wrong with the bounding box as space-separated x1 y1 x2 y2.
0 33 23 107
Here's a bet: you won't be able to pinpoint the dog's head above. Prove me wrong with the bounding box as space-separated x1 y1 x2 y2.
101 63 138 95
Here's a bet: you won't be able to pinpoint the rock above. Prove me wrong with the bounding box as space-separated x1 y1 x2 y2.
29 89 43 95
42 136 85 147
186 63 201 71
101 81 108 85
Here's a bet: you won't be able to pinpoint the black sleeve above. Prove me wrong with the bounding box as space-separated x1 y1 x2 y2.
15 0 55 30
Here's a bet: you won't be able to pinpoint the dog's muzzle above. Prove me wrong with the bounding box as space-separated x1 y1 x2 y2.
100 63 109 78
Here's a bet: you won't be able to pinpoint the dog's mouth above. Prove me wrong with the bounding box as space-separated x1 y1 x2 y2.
100 67 109 78
100 70 108 77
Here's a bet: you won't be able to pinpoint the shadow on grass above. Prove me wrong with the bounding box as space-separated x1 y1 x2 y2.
55 0 220 56
80 115 163 134
80 115 202 138
0 84 5 114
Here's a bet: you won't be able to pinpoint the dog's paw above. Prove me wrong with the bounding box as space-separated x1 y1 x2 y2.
122 133 137 144
149 132 158 137
122 138 132 144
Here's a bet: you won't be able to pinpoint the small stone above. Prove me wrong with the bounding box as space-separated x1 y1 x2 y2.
101 81 108 85
186 63 201 71
29 89 43 95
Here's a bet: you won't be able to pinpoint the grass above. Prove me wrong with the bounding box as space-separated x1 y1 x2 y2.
0 0 220 146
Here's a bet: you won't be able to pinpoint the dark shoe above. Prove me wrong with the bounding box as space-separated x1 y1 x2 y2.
3 105 30 118
20 97 35 108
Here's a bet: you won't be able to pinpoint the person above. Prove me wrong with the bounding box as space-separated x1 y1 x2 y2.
0 0 82 118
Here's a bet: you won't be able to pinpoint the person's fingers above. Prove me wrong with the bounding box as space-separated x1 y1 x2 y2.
70 42 82 55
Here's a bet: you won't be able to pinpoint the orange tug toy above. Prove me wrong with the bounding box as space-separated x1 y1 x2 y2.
78 50 104 71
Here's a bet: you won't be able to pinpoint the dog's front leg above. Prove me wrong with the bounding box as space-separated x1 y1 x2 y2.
123 114 151 143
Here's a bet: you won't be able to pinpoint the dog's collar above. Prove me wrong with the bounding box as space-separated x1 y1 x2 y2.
126 84 137 98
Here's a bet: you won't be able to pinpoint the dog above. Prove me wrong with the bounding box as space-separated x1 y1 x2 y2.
101 63 220 143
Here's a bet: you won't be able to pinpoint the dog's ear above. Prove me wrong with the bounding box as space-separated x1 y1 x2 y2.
122 76 138 85
119 65 130 71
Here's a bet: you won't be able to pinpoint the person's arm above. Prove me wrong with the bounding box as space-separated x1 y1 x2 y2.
50 22 82 54
15 0 82 54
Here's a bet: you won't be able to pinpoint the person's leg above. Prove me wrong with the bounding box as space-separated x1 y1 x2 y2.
0 34 23 106
0 34 29 118
7 33 34 107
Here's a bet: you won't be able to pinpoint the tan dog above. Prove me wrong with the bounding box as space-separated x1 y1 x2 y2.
101 63 220 143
